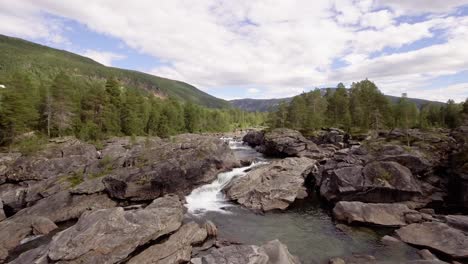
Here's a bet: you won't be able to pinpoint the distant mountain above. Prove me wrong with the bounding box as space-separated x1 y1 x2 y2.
230 88 444 112
0 34 230 108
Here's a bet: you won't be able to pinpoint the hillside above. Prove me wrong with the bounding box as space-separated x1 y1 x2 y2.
0 34 229 108
230 88 443 112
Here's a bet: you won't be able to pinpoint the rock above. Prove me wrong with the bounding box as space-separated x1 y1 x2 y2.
103 134 238 201
31 217 57 235
420 208 435 215
333 201 415 226
0 220 31 254
260 128 324 158
193 239 300 264
444 215 468 232
381 235 403 245
128 222 207 264
47 195 184 263
242 130 264 147
204 220 218 237
70 177 106 195
320 161 421 203
4 139 97 182
7 244 48 264
405 212 423 224
418 249 439 260
329 257 346 264
0 184 27 214
0 199 5 221
225 157 315 211
396 222 468 258
14 191 117 223
380 153 432 175
259 239 301 264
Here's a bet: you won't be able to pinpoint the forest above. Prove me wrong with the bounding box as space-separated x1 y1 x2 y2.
0 72 266 147
268 79 468 134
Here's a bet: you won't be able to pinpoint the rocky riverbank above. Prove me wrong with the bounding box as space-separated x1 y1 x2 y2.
239 126 468 263
0 124 467 263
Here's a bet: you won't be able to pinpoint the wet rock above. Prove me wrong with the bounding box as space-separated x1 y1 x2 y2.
103 134 238 201
225 157 315 211
193 239 300 264
128 222 207 264
204 220 218 237
333 201 415 226
47 195 184 263
396 222 468 258
31 217 57 235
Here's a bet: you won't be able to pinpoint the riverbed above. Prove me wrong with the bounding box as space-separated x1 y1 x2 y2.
185 138 419 263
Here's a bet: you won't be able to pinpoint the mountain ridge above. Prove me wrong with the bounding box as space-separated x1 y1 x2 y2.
230 88 444 112
0 34 230 108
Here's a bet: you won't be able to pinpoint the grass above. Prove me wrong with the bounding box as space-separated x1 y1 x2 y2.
62 170 84 187
11 134 47 156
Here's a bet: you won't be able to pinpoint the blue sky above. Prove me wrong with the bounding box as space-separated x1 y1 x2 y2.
1 0 468 102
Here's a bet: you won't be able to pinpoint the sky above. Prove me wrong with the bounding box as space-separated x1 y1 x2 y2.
1 0 468 102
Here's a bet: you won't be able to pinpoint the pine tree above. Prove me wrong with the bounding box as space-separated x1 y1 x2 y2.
49 72 76 137
0 73 39 144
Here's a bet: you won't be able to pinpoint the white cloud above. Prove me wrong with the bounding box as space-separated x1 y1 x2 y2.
0 0 467 100
82 50 125 66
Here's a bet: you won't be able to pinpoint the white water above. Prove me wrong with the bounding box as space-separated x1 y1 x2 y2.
185 138 267 215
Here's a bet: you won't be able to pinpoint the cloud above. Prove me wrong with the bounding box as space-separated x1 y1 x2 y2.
82 50 125 66
0 0 467 101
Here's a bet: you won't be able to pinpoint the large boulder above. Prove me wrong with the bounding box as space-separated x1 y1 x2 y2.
103 134 238 201
225 157 315 211
444 215 468 232
127 222 207 264
333 201 416 226
396 222 468 259
47 195 184 263
320 161 421 203
243 130 264 147
191 239 300 264
253 128 324 158
0 191 116 257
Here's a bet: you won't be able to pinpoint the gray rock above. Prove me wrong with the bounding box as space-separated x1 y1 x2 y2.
31 217 57 235
225 157 315 211
47 195 184 263
14 191 116 223
193 239 300 264
260 128 324 158
127 221 207 264
204 220 218 237
103 134 238 201
445 215 468 232
243 130 264 147
418 249 438 260
7 244 48 264
396 222 468 258
70 178 106 195
380 153 432 175
333 201 415 226
320 161 421 203
0 199 5 221
405 212 423 224
381 235 403 245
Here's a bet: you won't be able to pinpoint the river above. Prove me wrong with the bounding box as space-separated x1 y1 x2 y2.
185 138 419 263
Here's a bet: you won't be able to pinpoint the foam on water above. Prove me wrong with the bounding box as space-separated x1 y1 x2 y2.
185 138 267 215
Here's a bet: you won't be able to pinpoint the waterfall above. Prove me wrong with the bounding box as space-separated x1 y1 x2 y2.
185 138 267 215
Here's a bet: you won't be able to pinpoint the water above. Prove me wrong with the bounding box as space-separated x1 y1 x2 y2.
185 139 419 263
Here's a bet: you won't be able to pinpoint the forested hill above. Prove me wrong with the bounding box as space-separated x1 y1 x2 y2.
230 88 443 112
0 34 229 108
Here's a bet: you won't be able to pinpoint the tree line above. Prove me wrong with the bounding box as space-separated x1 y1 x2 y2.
0 72 266 146
268 79 468 133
